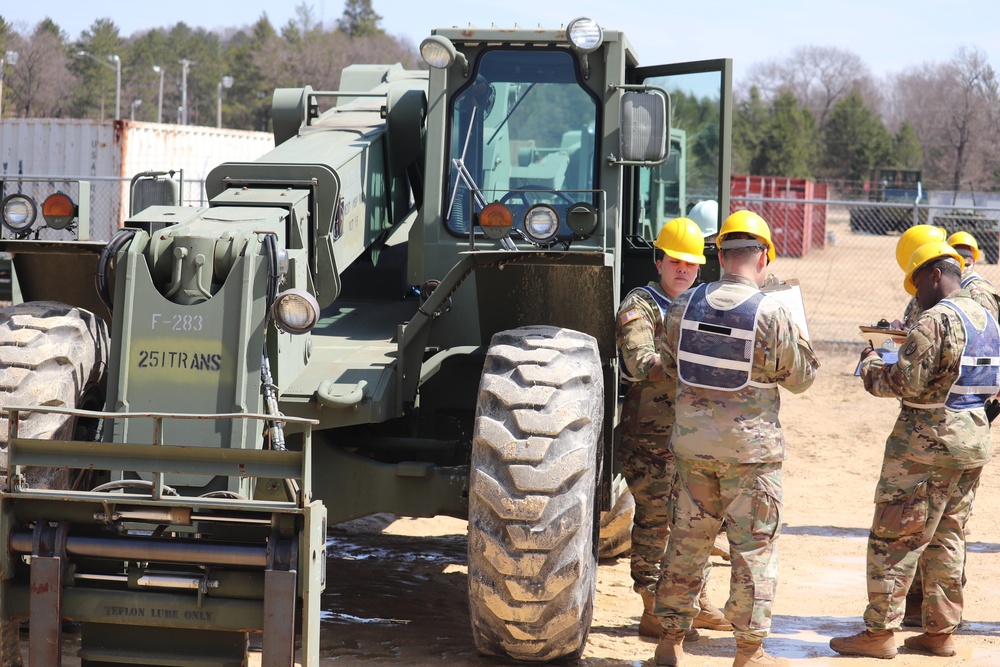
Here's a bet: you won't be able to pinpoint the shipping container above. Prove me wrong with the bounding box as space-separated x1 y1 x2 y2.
0 119 273 241
730 175 829 257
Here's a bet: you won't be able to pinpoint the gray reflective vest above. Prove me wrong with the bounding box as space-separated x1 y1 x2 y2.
903 299 1000 411
677 283 775 391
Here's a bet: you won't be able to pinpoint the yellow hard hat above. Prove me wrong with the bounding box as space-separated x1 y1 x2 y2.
903 241 964 296
654 217 707 264
946 231 980 262
717 210 775 262
895 225 947 271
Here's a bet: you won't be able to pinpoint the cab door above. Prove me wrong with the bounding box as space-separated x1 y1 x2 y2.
621 59 733 293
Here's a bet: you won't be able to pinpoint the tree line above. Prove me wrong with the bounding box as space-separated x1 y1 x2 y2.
2 5 998 194
0 1 419 131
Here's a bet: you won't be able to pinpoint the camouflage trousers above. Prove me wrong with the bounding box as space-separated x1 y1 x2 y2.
654 458 782 641
617 433 676 594
863 457 982 633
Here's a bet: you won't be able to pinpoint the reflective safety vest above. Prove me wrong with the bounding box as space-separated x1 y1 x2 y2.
618 285 673 383
904 299 1000 411
634 285 672 319
677 283 775 391
960 273 981 289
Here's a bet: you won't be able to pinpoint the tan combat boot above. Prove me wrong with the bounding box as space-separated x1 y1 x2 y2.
638 591 699 642
733 639 789 667
903 632 956 657
654 628 687 666
693 589 733 631
829 629 897 659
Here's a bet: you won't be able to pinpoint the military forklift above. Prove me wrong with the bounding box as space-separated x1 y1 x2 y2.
0 17 732 666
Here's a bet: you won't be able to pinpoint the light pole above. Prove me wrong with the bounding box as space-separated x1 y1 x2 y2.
0 50 18 119
130 98 142 120
77 50 121 120
217 75 233 128
152 65 164 123
179 58 195 125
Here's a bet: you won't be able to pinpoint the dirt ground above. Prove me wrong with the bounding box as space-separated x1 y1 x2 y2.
316 341 1000 666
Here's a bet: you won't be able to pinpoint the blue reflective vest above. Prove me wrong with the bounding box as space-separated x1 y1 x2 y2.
618 285 673 383
677 283 775 391
904 299 1000 411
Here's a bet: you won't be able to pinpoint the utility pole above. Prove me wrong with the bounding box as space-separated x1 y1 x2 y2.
152 65 164 123
179 59 196 125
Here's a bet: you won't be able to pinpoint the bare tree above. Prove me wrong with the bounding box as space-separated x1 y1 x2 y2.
744 45 878 132
6 27 75 117
891 47 1000 190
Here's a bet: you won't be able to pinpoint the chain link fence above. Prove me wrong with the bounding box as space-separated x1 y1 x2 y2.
2 174 998 347
732 193 1000 345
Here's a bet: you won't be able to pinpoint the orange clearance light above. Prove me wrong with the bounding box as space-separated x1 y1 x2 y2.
479 201 513 240
42 192 77 230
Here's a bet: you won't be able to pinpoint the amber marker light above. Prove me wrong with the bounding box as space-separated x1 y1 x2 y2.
42 192 77 230
479 202 514 240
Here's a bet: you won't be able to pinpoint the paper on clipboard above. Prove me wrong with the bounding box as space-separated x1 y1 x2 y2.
762 279 809 340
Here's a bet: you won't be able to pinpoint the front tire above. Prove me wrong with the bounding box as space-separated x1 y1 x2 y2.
0 301 109 490
468 326 603 662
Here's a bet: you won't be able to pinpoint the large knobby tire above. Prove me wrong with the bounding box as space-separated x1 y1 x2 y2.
598 487 635 560
468 326 603 662
0 301 109 491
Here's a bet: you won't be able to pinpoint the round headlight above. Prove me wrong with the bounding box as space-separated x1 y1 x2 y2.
42 192 77 230
1 194 38 234
523 205 560 244
420 36 457 69
567 17 603 54
271 289 320 335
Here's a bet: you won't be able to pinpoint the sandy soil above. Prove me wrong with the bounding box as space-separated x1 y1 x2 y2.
315 344 1000 667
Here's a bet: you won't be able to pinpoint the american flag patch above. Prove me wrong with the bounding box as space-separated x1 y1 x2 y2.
619 309 641 325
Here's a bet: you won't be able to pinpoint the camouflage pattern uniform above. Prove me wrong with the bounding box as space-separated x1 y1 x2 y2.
616 282 678 595
653 275 819 640
859 289 996 633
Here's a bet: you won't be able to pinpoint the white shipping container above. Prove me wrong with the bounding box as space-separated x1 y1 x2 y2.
0 119 274 240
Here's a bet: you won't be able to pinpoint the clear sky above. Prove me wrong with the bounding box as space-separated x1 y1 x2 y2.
3 0 999 83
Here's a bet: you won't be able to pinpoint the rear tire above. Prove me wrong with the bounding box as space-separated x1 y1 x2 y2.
598 488 635 560
0 301 109 490
468 326 603 662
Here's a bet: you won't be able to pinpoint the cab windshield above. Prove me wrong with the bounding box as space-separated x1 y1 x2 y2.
445 49 599 237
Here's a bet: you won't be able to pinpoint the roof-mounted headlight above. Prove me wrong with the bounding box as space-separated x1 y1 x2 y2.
271 288 320 335
420 35 469 76
567 17 603 54
1 194 38 235
523 205 560 245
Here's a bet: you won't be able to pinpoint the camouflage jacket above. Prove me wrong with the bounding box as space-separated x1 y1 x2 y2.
903 268 999 327
659 274 820 463
616 282 675 438
862 289 993 469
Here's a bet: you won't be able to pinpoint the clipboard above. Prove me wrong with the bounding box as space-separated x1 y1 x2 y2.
762 279 810 340
859 325 907 349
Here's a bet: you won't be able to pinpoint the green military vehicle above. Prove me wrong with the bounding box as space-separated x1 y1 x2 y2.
0 17 732 666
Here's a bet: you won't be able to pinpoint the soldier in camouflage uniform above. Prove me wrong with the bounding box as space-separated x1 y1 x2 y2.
893 230 998 626
616 217 731 641
651 211 819 667
830 242 999 659
898 228 999 327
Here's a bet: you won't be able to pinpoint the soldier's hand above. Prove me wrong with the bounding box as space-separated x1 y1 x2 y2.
859 345 878 365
